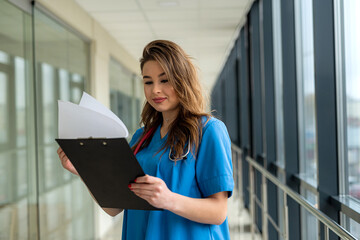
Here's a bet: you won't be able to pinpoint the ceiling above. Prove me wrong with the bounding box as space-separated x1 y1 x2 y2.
74 0 253 93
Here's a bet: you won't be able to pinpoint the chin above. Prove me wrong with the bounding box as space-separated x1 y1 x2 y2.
150 105 165 112
155 108 168 113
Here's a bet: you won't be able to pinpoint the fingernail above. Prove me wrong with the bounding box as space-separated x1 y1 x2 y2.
128 184 131 189
134 179 137 183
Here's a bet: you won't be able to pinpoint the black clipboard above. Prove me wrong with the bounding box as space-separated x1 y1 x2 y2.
55 138 160 210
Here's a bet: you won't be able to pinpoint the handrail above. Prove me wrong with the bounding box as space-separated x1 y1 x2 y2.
243 154 357 240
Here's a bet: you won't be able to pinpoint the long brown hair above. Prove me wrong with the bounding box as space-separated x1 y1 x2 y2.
131 40 211 160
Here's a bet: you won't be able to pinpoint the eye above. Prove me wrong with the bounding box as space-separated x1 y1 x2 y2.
161 79 168 83
144 81 152 85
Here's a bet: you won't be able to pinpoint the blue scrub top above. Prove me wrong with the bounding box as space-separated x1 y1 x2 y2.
122 117 234 240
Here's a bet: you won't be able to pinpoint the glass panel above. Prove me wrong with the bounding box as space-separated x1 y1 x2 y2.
295 1 319 238
277 171 286 240
59 69 71 101
300 189 319 239
16 150 28 197
15 57 26 148
349 218 360 238
70 73 83 103
272 0 285 168
343 0 360 201
0 0 32 239
109 57 138 137
273 2 286 238
15 198 29 239
134 75 144 130
0 152 11 205
41 63 56 144
34 7 93 239
336 0 360 236
0 72 8 145
0 1 94 239
0 50 9 64
295 0 317 183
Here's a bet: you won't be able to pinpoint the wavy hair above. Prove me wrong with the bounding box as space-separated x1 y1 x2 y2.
131 40 211 160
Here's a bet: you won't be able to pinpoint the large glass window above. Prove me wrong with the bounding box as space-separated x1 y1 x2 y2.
295 0 317 186
0 0 144 239
342 0 360 201
109 57 143 137
294 0 319 238
272 0 286 239
300 190 319 239
0 1 33 238
0 70 8 146
272 0 285 169
34 7 93 240
335 0 360 237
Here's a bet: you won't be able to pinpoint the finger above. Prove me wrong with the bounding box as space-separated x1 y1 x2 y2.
59 151 69 160
57 148 62 155
135 175 159 184
130 183 156 191
59 152 67 161
60 154 70 164
134 175 151 183
61 156 68 163
131 189 154 197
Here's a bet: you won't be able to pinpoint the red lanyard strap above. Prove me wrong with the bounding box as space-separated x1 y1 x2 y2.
134 127 156 155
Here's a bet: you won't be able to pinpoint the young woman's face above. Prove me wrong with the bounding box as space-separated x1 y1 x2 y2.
142 60 180 115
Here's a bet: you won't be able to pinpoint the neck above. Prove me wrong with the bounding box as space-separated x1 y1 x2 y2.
161 109 179 130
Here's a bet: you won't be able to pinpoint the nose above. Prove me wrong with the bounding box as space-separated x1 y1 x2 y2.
152 82 161 94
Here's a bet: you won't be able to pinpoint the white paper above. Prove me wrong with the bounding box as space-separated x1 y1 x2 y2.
58 92 129 138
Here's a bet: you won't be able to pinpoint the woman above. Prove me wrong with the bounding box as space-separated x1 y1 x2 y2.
57 40 234 240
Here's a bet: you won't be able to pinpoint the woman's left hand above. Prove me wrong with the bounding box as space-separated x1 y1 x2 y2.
129 175 174 210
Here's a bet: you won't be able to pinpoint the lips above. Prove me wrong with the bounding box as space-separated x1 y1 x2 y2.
153 97 166 103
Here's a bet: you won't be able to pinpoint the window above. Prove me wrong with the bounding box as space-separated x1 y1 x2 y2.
109 57 143 137
335 0 360 237
0 71 8 146
295 0 317 186
34 7 93 239
342 0 360 201
294 0 319 238
0 1 32 238
272 0 286 239
272 0 285 169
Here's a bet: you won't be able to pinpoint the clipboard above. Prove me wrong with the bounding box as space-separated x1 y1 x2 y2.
55 137 160 211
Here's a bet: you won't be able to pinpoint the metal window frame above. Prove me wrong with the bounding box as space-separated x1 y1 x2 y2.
333 0 348 198
313 1 341 239
239 27 251 209
259 0 279 239
242 151 357 240
249 1 265 232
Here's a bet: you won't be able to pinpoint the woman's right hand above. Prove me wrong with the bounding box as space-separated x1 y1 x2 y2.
57 147 79 176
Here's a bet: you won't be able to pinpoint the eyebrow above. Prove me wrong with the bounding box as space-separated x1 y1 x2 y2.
143 72 166 79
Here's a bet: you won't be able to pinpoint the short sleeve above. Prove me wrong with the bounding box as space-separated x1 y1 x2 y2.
129 128 144 147
195 118 234 198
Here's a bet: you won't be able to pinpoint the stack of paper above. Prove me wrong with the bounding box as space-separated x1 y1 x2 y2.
58 92 129 139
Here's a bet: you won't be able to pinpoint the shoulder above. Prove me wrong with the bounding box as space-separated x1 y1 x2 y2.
201 116 227 135
129 127 145 146
134 127 145 136
133 127 145 140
